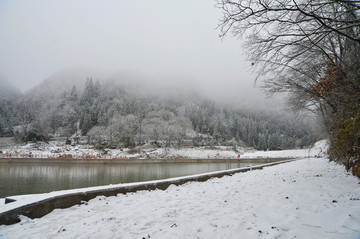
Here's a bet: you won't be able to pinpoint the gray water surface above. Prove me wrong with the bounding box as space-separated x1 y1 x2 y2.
0 161 257 198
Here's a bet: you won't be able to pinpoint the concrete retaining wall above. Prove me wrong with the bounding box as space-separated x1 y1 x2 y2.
0 159 295 225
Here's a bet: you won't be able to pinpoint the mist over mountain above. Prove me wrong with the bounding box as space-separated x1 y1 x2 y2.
0 77 22 137
0 0 318 150
0 69 321 150
23 67 284 111
0 77 21 100
26 67 107 98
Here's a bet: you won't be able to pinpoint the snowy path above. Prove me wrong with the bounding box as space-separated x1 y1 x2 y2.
1 158 360 239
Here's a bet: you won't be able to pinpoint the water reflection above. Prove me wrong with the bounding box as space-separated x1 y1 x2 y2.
0 162 253 197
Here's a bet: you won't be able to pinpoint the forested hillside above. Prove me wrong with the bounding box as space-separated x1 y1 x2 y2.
0 80 22 137
0 77 319 150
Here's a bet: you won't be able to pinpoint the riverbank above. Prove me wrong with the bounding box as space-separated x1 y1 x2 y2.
0 160 293 225
1 158 360 239
0 140 329 161
0 157 287 164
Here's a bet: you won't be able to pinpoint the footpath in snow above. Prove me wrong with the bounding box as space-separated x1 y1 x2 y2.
1 157 359 239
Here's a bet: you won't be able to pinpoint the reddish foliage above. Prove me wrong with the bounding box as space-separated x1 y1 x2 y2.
309 65 340 99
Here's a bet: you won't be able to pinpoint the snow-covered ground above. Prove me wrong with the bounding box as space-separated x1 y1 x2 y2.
242 140 330 159
146 140 329 159
1 157 359 239
0 140 330 160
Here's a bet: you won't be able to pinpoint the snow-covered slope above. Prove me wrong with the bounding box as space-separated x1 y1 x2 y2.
242 139 330 159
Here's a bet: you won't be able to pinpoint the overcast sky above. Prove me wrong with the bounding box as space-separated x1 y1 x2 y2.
0 0 282 109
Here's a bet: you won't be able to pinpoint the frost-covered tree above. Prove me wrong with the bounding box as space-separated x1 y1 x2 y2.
0 74 320 150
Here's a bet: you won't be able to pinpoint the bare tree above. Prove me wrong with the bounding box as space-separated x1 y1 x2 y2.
216 0 360 175
217 0 359 78
217 0 360 111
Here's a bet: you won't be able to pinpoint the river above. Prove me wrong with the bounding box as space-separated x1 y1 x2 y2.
0 161 260 198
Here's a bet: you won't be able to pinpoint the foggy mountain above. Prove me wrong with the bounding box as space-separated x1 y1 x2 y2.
0 0 317 150
0 69 320 150
24 67 286 112
0 77 21 101
0 77 22 137
27 67 107 98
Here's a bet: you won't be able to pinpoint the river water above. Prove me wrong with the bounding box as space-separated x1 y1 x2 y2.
0 161 258 198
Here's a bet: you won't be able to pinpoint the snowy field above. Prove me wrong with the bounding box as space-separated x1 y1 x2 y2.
0 140 330 160
1 157 360 239
242 140 329 159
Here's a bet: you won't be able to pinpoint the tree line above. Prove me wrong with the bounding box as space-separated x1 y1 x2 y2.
0 78 318 150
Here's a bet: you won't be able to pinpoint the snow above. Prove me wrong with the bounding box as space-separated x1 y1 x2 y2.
0 140 329 160
1 141 237 160
0 161 286 214
241 140 329 158
0 141 134 159
146 147 237 159
1 157 360 239
242 140 330 159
